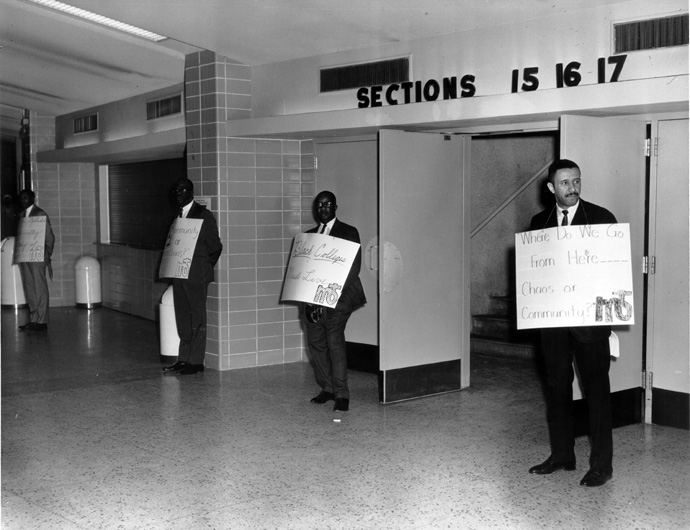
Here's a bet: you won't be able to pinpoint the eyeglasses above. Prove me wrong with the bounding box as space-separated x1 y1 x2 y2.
316 202 333 208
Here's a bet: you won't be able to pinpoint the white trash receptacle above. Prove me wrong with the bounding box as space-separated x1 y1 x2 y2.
1 237 26 308
160 285 180 359
75 256 101 309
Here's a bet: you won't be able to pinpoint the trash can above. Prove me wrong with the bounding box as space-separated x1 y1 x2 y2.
160 285 180 360
75 256 101 309
1 237 26 308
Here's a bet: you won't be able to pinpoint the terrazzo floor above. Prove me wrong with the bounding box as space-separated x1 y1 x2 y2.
1 307 689 530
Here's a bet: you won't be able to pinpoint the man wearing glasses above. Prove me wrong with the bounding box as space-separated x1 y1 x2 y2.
303 191 366 412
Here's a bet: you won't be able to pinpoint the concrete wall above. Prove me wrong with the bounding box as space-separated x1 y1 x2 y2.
470 133 557 317
251 0 688 117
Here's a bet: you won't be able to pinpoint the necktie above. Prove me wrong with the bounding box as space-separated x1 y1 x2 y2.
319 224 326 234
179 208 183 218
562 209 569 226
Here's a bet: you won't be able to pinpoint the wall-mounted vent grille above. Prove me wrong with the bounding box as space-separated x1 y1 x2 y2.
320 57 410 93
146 95 182 120
74 113 98 134
614 14 688 53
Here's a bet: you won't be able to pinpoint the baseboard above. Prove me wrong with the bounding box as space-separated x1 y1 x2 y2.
380 359 462 403
573 387 643 437
652 387 690 430
346 341 379 374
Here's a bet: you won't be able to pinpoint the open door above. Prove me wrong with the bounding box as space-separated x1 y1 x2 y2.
378 130 471 403
560 115 646 428
646 118 689 428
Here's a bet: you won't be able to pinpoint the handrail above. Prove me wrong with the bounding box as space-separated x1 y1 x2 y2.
470 158 554 239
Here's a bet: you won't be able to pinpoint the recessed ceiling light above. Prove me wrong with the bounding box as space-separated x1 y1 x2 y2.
26 0 167 42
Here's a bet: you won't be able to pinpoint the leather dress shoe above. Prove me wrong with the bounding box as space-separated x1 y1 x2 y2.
580 467 613 487
310 391 335 404
18 322 33 330
162 361 188 372
529 457 576 475
333 398 349 412
177 364 204 375
28 323 47 331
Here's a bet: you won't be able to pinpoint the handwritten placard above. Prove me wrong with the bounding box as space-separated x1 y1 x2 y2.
14 217 47 263
159 218 203 279
515 223 634 330
281 233 360 308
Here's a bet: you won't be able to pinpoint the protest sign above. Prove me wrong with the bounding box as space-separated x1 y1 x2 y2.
159 218 203 279
14 216 47 263
281 233 360 308
515 223 634 330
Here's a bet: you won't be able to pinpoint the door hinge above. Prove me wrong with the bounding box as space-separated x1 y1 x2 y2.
641 370 653 390
313 156 318 170
642 256 656 275
645 137 659 157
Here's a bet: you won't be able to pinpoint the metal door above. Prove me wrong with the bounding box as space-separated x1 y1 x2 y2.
379 130 471 402
561 115 646 423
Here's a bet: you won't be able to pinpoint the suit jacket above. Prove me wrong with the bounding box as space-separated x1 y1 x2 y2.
308 219 366 312
530 199 617 343
184 201 222 285
24 205 55 265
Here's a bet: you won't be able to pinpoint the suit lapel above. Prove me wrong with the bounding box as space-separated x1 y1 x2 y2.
571 200 589 226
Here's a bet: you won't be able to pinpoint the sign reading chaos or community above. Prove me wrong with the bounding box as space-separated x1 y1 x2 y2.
14 216 47 263
281 233 360 308
159 218 204 279
515 223 634 330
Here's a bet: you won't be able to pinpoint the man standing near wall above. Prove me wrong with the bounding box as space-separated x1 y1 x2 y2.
162 178 222 376
303 191 366 412
17 189 55 332
528 159 618 487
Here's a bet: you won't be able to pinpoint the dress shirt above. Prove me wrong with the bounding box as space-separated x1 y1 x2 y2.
180 201 193 218
319 218 336 236
557 200 580 226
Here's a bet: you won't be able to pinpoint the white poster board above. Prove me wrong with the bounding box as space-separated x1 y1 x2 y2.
281 233 360 308
515 223 634 330
159 218 203 279
14 216 47 263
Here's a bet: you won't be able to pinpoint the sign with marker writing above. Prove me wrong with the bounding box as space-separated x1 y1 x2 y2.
515 223 634 330
14 217 47 263
159 218 203 279
281 233 360 308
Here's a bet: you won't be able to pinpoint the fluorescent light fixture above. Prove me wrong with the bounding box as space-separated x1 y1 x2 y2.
26 0 167 42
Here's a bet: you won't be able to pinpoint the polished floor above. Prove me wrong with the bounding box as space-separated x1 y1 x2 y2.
2 307 689 530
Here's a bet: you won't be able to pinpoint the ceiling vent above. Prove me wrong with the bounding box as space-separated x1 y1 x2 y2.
73 113 98 134
146 94 182 120
320 57 410 93
614 14 688 53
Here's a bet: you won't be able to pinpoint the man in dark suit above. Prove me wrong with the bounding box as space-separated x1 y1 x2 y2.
17 189 55 332
528 159 617 487
162 178 222 376
304 191 366 412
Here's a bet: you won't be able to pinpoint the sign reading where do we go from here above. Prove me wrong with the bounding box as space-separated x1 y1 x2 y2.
515 223 634 330
281 232 360 308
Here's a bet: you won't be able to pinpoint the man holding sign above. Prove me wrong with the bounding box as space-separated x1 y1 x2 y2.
16 189 55 331
161 178 222 376
527 159 617 487
302 191 366 412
